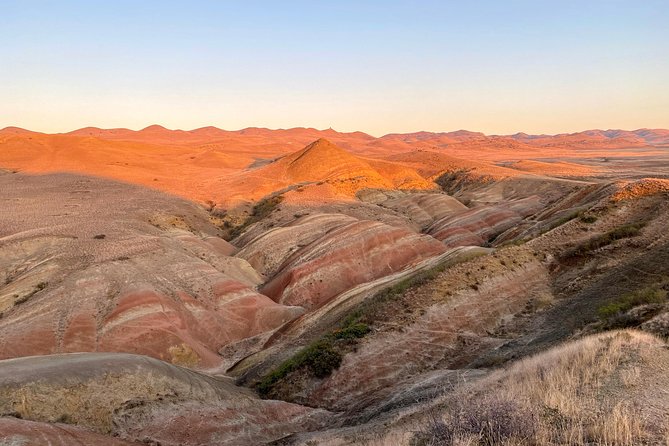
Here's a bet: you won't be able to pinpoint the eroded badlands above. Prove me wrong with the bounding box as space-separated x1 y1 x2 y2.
1 126 668 445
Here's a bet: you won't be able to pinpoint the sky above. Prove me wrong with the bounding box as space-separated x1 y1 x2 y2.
1 0 668 136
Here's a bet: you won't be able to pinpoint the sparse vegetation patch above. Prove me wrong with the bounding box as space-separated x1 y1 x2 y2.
256 316 367 396
544 207 598 234
14 282 49 305
550 210 582 229
435 168 494 195
412 331 655 446
561 221 646 260
226 194 284 240
579 213 598 223
596 285 668 329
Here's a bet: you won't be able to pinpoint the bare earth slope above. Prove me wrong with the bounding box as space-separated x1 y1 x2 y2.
0 172 302 370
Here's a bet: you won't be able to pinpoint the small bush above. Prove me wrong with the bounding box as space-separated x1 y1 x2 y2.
256 361 297 397
251 195 284 219
542 209 597 235
497 238 527 248
93 234 106 239
413 414 455 445
332 322 371 340
302 340 343 378
14 295 30 305
14 282 48 305
580 214 598 223
458 398 536 446
598 286 667 320
256 338 343 395
258 316 368 395
434 169 487 195
607 222 645 239
598 302 628 319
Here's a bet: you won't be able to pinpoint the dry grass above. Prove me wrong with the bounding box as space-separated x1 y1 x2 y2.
168 343 200 368
412 330 667 446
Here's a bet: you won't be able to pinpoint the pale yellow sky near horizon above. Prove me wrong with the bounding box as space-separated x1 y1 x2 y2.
3 1 668 137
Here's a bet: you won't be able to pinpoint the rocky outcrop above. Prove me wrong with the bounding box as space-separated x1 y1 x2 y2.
261 220 447 309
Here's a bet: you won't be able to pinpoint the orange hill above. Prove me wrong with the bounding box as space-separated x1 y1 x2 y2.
216 138 435 206
1 125 668 208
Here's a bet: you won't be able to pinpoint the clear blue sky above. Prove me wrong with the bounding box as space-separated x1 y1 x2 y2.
2 0 668 135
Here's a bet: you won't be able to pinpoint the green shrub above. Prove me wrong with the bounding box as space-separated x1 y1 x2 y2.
598 302 630 319
251 195 284 219
302 340 342 378
256 337 343 395
257 267 440 395
598 286 667 320
579 214 598 223
256 359 298 396
608 222 645 239
333 322 371 340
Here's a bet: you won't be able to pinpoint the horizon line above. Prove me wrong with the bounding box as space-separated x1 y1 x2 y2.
2 124 667 140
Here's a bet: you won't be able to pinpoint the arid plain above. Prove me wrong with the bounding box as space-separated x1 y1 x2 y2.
1 126 669 445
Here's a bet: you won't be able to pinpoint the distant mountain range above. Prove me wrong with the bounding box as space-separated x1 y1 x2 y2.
2 125 668 147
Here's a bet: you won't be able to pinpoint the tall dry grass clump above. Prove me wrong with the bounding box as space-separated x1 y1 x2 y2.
413 330 666 446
